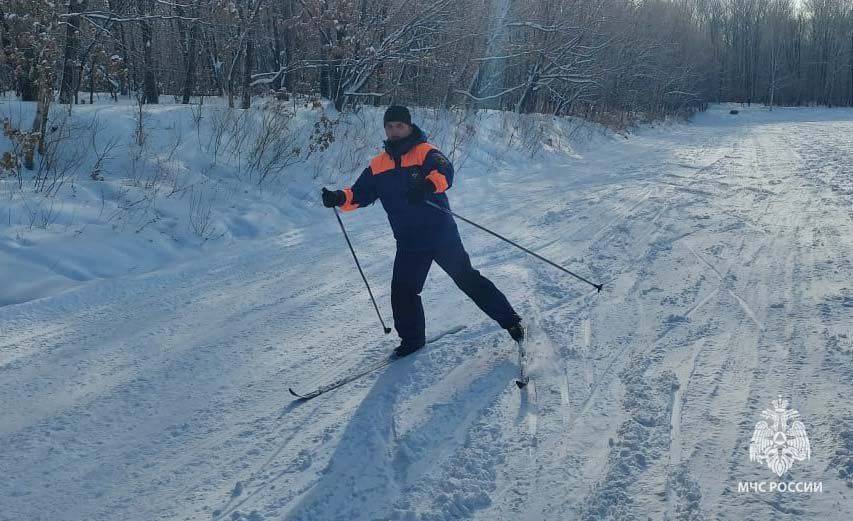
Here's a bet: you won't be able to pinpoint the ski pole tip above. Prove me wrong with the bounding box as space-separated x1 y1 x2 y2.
384 327 392 334
596 284 603 293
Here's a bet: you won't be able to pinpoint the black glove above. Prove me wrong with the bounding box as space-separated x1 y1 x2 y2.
406 174 435 204
322 187 345 208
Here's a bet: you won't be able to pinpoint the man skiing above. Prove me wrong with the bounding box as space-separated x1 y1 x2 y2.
322 105 524 358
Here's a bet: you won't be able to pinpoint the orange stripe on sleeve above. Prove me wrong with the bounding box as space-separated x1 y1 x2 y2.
340 187 359 212
425 170 449 193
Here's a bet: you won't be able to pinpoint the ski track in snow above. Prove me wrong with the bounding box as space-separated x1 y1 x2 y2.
2 107 852 520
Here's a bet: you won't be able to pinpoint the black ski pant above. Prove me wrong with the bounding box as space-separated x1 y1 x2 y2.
391 237 519 347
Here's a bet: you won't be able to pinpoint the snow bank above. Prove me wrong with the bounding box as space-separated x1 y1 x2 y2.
0 94 607 307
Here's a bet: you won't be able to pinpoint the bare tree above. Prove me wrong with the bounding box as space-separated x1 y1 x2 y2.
2 0 852 132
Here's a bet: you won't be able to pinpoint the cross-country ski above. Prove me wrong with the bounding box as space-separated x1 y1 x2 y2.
289 325 467 401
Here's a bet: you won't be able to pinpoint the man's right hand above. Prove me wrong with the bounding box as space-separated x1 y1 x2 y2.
322 187 345 208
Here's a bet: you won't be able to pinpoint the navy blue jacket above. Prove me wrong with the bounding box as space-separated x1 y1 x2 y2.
339 125 460 250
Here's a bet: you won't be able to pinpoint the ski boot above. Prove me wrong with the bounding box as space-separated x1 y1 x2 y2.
393 341 425 358
506 322 525 342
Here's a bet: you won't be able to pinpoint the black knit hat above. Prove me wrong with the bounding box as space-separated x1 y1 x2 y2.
383 105 412 126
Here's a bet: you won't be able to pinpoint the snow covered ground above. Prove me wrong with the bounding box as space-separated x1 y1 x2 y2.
1 103 852 520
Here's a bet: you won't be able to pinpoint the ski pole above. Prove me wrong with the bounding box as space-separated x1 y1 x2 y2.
332 207 392 334
425 200 603 292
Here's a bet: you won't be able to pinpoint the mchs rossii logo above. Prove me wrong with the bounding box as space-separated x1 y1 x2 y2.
738 395 822 493
749 396 811 476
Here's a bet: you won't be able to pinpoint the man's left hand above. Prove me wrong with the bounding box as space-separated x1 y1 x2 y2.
406 176 435 204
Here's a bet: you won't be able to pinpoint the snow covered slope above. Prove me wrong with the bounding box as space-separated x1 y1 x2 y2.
1 105 852 520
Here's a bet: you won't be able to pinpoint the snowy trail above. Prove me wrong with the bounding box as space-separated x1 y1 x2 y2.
2 107 852 520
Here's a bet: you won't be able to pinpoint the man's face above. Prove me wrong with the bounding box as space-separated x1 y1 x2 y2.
384 121 412 142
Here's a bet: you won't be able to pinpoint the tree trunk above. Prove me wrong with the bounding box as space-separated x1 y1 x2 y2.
19 49 38 102
59 0 87 104
270 8 283 91
182 27 199 103
0 9 7 97
241 37 253 109
32 65 52 157
117 27 130 96
89 52 95 104
176 2 200 103
137 0 159 104
205 29 224 96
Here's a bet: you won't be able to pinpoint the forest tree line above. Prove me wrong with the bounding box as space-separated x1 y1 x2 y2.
1 0 852 130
